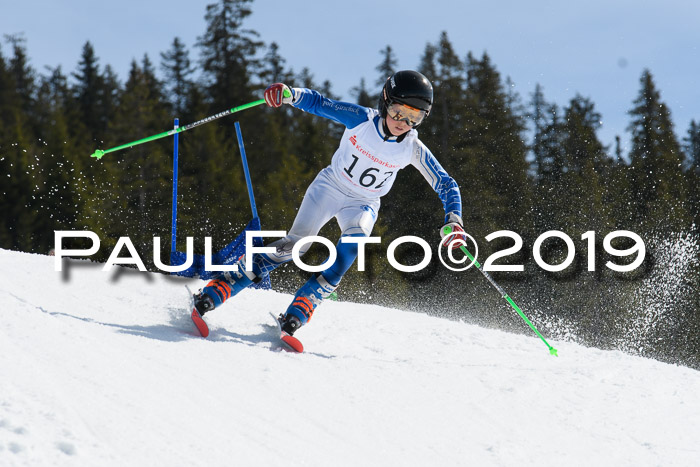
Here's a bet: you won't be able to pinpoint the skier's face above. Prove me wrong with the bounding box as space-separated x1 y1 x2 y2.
385 114 412 136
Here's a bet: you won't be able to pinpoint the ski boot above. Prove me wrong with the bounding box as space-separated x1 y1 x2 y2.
193 256 260 315
193 290 215 316
282 274 337 334
278 313 302 336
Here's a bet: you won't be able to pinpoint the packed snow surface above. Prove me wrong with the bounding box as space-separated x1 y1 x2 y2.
1 249 699 466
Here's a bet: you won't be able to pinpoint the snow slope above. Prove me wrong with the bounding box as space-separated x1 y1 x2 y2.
1 248 699 467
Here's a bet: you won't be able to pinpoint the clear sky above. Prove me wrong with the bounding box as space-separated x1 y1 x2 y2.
2 0 698 154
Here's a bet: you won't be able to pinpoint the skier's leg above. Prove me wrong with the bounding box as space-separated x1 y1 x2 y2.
280 200 379 335
195 235 327 317
280 234 364 334
244 169 348 282
254 172 340 274
193 256 258 315
195 171 341 315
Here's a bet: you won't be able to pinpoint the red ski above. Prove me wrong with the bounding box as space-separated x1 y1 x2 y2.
270 312 303 353
186 286 209 338
191 308 209 338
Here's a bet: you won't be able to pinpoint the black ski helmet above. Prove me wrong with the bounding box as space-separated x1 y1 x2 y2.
378 70 433 127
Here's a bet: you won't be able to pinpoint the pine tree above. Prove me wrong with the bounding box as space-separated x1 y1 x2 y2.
0 43 21 248
614 135 624 164
375 45 398 88
433 32 464 158
0 38 39 251
160 37 196 116
538 102 566 185
0 43 16 127
30 66 83 252
4 34 35 124
92 56 174 263
187 1 264 251
196 0 262 109
175 83 240 253
529 84 549 178
256 41 296 175
350 78 373 107
174 84 250 256
285 68 339 176
72 42 108 144
683 120 700 175
561 96 609 173
100 65 120 140
683 120 700 227
417 43 438 84
259 42 290 84
4 35 36 147
254 40 302 229
627 69 688 232
557 95 614 233
529 96 566 233
462 52 530 235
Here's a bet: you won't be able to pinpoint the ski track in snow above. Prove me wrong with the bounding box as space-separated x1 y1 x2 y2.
1 248 699 467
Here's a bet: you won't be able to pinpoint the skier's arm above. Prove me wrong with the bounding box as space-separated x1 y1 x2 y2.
410 142 462 224
264 83 370 129
290 88 371 129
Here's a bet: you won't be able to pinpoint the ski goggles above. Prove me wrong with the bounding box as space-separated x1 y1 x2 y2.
386 102 427 127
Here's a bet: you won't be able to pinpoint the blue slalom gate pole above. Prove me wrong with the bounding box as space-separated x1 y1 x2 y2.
234 121 258 219
171 118 179 254
168 120 268 287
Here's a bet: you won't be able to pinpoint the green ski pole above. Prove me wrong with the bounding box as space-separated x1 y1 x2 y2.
90 98 267 160
443 225 558 356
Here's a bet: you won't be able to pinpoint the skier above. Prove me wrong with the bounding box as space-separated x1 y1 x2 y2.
192 70 466 337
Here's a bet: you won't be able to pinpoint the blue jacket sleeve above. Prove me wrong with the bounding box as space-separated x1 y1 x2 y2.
411 141 462 224
291 88 371 129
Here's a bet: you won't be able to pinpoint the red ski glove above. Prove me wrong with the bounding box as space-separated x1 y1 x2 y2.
264 83 294 107
440 214 467 250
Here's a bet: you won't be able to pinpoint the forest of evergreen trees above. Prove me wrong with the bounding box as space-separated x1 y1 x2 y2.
1 0 698 368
